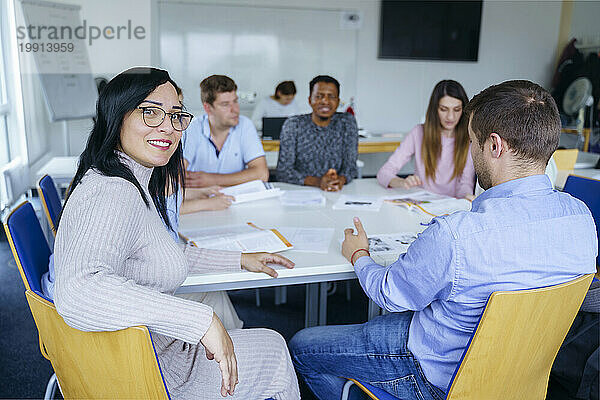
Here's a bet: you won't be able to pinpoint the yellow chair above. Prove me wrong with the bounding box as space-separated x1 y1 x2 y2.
5 201 170 399
25 290 170 399
553 148 579 170
447 274 594 399
343 274 594 400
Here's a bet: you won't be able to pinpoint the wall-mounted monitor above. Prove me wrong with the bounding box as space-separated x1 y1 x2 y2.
379 0 483 62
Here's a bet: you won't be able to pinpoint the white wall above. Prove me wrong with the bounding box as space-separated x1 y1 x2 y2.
569 1 600 45
355 0 562 132
19 0 598 165
152 0 562 134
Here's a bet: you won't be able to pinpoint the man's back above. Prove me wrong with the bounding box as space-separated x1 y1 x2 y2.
405 174 598 390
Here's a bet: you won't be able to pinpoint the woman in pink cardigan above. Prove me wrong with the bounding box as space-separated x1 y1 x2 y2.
377 80 475 198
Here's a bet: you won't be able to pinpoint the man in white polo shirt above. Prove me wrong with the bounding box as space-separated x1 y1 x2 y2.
183 75 269 188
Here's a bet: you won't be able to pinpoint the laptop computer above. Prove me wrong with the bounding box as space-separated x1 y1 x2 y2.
262 117 288 140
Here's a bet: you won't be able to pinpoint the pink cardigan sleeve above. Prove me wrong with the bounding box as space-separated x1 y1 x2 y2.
377 126 419 188
456 146 476 198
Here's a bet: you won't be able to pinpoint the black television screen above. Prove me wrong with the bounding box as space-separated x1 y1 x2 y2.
379 0 483 62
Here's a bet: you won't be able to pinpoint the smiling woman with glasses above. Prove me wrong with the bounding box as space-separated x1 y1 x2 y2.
52 67 300 399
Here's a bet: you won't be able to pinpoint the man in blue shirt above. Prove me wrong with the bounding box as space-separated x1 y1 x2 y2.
183 75 268 188
289 80 598 400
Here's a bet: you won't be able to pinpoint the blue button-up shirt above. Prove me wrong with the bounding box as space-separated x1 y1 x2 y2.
354 174 598 391
182 114 265 174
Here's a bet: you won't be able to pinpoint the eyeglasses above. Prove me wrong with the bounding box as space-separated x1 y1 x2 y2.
137 106 193 131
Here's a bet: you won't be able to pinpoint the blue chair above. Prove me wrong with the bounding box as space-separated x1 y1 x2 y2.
4 201 170 399
563 174 600 266
342 274 594 400
4 202 52 294
37 175 62 235
4 201 57 398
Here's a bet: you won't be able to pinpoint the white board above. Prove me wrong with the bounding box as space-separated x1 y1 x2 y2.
158 2 358 117
19 0 97 121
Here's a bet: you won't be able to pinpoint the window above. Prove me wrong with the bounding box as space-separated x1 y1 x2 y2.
0 0 27 210
0 116 9 166
0 12 10 167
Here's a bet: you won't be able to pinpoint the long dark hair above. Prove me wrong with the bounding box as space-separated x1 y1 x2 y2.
57 67 185 232
422 80 470 181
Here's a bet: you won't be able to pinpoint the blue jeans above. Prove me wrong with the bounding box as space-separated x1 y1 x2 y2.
289 312 446 400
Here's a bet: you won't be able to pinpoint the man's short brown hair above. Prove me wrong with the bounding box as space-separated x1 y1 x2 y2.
465 80 560 165
200 75 237 105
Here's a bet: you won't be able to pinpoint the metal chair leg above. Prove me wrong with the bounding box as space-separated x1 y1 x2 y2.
44 373 58 399
274 286 287 305
346 281 352 302
341 379 355 400
255 288 261 307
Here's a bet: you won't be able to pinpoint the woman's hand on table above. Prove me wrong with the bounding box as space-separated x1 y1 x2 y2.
240 252 295 278
201 313 238 397
388 175 422 189
342 217 370 264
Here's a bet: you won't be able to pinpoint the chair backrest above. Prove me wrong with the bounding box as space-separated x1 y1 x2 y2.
552 149 578 170
563 175 600 266
3 202 51 293
37 175 62 235
446 273 594 400
25 290 170 399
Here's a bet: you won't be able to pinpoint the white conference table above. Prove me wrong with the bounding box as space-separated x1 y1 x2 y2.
177 178 433 326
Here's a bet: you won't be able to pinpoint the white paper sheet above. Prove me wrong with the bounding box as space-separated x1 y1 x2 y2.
280 189 326 207
332 195 383 211
277 227 335 253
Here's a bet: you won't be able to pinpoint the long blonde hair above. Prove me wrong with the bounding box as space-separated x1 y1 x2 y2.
422 80 470 181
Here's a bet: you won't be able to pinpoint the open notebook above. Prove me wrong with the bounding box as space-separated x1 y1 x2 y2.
220 180 282 204
181 223 293 253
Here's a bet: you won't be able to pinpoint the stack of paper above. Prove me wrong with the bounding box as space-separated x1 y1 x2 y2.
332 195 383 211
280 189 326 207
220 180 282 204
